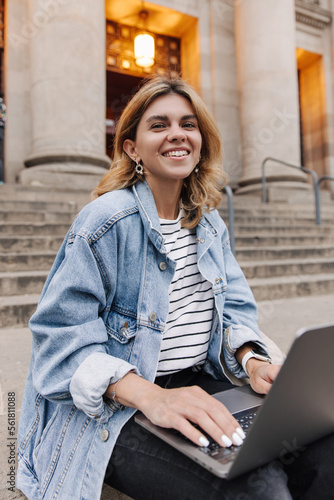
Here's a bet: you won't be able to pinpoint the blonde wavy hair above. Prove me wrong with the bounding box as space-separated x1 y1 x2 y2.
93 75 226 228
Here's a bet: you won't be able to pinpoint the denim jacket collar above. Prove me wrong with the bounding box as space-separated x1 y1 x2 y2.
132 181 166 253
133 180 218 258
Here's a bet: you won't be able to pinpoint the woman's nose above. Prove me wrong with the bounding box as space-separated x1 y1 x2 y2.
167 125 186 142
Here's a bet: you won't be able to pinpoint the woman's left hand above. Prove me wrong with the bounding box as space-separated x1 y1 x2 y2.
246 359 281 394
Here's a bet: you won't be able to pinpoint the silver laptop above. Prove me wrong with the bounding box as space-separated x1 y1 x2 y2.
135 323 334 479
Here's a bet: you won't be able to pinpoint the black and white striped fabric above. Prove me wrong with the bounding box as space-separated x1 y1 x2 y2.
156 210 214 376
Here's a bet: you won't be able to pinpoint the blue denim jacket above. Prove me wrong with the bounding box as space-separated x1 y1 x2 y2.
17 181 268 500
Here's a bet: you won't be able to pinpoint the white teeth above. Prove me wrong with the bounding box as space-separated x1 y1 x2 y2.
164 150 189 157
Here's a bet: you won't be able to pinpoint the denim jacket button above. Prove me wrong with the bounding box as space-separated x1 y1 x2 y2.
149 312 157 322
101 429 109 442
159 262 167 271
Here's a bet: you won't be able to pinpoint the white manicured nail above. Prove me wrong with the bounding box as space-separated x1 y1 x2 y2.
199 436 210 447
232 432 244 446
236 427 246 440
221 434 233 447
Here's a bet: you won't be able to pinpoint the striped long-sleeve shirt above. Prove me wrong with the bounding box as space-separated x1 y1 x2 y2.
156 211 214 376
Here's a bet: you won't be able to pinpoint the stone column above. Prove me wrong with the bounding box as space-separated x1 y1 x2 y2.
20 0 110 189
235 0 307 193
6 0 31 184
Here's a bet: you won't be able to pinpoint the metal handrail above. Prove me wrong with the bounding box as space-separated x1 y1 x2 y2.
261 157 321 225
318 175 334 189
223 185 235 256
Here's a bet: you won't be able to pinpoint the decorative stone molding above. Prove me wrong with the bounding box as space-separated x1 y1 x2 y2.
296 12 331 29
302 0 320 5
295 1 332 30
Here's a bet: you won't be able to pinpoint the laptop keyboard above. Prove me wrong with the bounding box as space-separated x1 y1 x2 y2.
171 406 260 463
198 407 259 463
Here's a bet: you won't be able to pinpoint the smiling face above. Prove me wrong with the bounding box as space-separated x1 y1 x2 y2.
123 93 202 194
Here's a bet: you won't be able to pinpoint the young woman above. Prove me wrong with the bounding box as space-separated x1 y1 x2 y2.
17 76 334 500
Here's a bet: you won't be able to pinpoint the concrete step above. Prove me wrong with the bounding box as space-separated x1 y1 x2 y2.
249 273 334 301
0 236 64 253
240 258 334 279
235 234 332 247
233 224 334 235
222 191 333 205
220 201 334 214
220 206 334 221
0 252 56 272
235 244 334 261
0 210 75 224
0 222 70 237
0 294 39 328
0 270 48 296
223 215 334 228
220 189 333 205
0 183 91 204
0 199 80 213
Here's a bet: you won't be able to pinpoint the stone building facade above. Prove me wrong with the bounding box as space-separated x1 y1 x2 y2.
4 0 334 196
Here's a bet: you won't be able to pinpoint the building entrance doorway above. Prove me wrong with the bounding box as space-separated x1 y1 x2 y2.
297 48 328 186
105 15 182 160
104 3 199 160
106 71 142 159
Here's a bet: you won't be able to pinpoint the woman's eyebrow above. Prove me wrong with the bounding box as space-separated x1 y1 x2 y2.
182 114 198 121
146 114 198 123
146 114 168 123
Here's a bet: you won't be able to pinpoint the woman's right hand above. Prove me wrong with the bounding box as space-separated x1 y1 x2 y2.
105 372 245 449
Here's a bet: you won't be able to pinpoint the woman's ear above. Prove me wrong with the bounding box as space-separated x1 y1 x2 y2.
123 139 138 162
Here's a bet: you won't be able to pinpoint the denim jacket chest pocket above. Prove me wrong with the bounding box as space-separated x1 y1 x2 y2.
107 317 136 343
105 309 138 362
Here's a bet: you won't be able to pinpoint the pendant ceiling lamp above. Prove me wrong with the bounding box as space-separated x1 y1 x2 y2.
134 10 155 68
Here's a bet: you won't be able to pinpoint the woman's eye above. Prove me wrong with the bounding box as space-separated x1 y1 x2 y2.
150 123 165 130
183 122 196 129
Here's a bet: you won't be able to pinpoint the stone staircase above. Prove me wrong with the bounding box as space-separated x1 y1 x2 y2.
0 183 334 328
0 184 90 329
219 195 334 302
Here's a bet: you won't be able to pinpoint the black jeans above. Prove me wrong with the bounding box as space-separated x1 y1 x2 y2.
105 370 334 500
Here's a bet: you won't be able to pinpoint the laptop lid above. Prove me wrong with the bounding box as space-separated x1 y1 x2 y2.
227 323 334 478
135 323 334 479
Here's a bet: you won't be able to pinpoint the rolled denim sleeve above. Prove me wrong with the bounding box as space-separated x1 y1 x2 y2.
70 352 139 418
29 230 137 417
220 233 269 378
222 324 269 378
